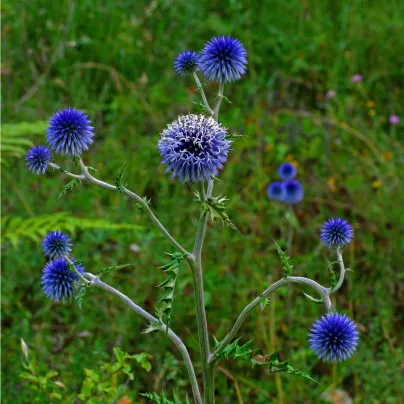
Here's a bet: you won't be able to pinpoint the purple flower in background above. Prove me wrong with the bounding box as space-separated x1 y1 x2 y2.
43 231 72 259
320 218 353 248
350 74 363 83
25 145 52 174
174 50 200 76
47 107 94 156
309 313 359 363
278 162 297 180
267 181 284 201
158 114 231 183
200 36 247 83
389 115 400 125
42 258 84 302
282 179 304 204
325 90 336 100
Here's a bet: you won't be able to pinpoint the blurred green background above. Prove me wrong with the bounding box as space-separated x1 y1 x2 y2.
2 0 403 402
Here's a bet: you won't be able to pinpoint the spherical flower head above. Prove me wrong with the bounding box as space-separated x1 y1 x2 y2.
309 313 359 363
25 145 52 174
267 181 284 201
47 107 94 156
42 258 84 302
389 115 400 125
278 162 297 180
174 50 200 76
282 179 303 204
350 74 363 83
200 36 247 83
320 218 353 248
42 231 72 259
158 114 231 183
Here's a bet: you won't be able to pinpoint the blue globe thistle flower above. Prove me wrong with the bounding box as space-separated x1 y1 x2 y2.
158 114 231 183
278 162 296 180
42 231 72 259
42 258 84 302
282 179 304 204
25 145 52 174
267 181 285 201
320 218 353 248
200 36 247 83
47 107 94 156
174 50 200 76
309 313 359 363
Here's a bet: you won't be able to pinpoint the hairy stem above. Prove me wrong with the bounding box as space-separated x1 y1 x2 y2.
193 73 213 115
210 276 332 362
85 273 203 404
77 160 190 256
330 246 346 294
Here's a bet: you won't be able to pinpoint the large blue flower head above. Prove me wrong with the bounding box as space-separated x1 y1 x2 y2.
278 163 296 180
267 181 285 201
47 107 94 156
174 50 200 76
42 231 72 259
158 114 231 183
309 313 359 363
42 258 84 302
321 218 353 248
282 179 304 204
200 36 247 83
25 145 52 174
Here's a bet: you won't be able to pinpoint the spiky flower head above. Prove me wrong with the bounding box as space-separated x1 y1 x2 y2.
278 163 296 180
200 36 247 83
174 50 200 76
25 145 52 174
282 179 304 204
47 107 94 156
42 231 72 259
42 258 84 302
309 313 359 363
321 218 353 248
158 114 231 183
267 181 285 201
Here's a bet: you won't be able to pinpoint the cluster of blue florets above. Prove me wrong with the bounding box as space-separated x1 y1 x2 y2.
41 231 82 302
26 107 94 174
267 162 304 204
174 35 247 83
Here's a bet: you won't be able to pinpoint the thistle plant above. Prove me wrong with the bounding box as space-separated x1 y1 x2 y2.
26 36 359 403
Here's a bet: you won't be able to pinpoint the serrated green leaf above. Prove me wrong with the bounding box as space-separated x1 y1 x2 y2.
96 263 132 277
114 162 128 193
75 283 91 310
58 178 81 200
274 240 293 278
259 296 272 312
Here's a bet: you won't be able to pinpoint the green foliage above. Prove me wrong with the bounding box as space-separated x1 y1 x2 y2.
142 391 187 404
274 241 293 278
1 212 143 248
75 282 91 310
134 196 152 211
213 338 317 383
96 263 132 277
327 259 339 289
259 295 272 312
114 162 128 193
1 121 47 167
156 252 185 332
58 178 81 200
195 192 238 231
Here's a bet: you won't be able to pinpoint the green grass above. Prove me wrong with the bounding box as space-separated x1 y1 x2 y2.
2 0 403 402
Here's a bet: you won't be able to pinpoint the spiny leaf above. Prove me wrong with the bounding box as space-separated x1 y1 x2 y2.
115 162 128 193
141 391 182 404
156 252 185 333
87 166 98 174
58 178 81 200
259 295 272 312
326 259 339 289
134 197 152 212
195 192 238 232
225 133 244 141
75 283 91 310
215 94 232 104
96 263 132 277
192 101 210 114
213 337 254 360
274 240 293 278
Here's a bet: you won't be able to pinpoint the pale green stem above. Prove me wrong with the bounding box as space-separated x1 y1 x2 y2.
84 273 202 404
193 72 213 115
77 160 190 257
64 256 90 284
210 276 332 362
329 246 346 294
